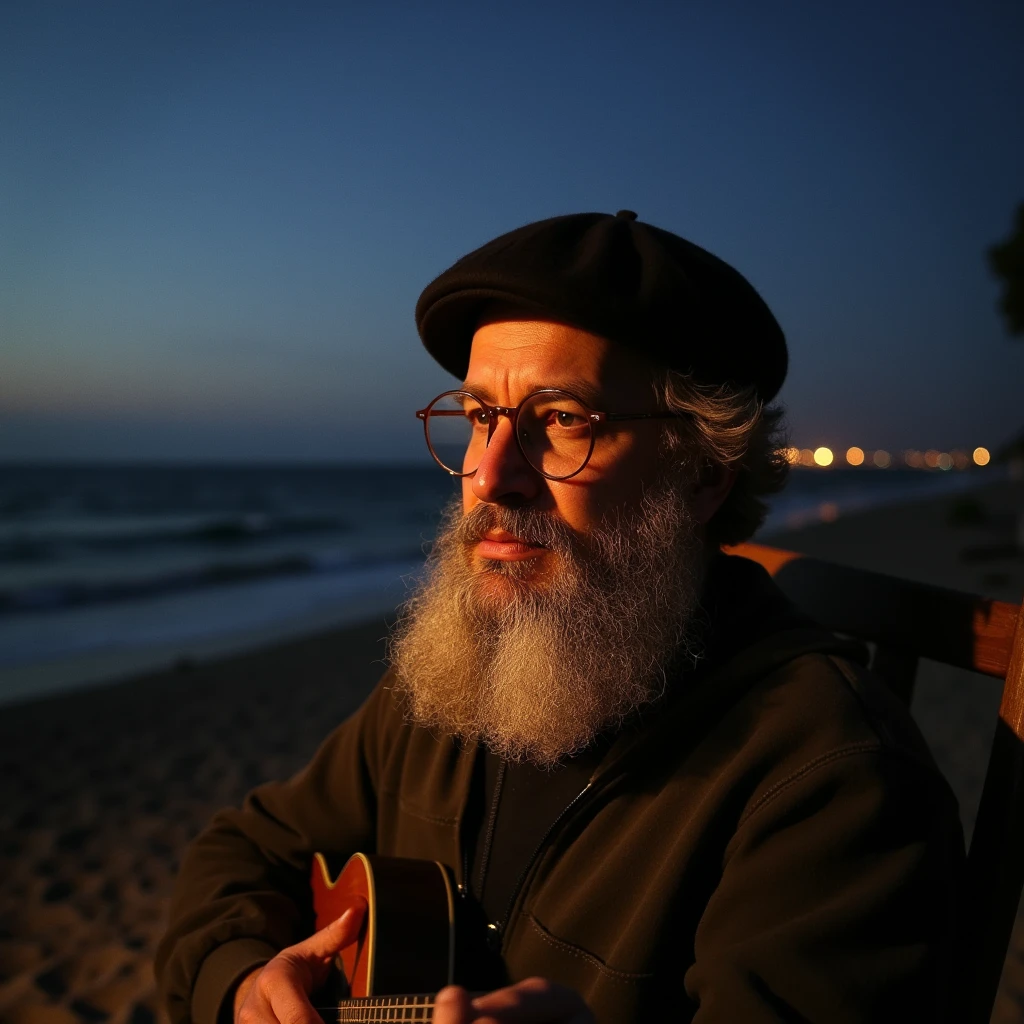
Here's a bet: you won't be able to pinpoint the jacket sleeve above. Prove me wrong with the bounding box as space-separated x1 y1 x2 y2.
155 678 395 1024
684 743 965 1023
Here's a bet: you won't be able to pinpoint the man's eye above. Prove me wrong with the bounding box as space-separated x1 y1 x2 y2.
551 410 584 429
470 408 490 426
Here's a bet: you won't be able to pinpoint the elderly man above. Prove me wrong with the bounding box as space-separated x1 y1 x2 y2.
156 212 964 1023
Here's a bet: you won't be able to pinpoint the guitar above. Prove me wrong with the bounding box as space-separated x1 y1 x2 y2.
310 852 461 1022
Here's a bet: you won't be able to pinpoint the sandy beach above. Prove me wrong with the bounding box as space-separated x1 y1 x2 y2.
2 476 1022 1024
0 621 393 1024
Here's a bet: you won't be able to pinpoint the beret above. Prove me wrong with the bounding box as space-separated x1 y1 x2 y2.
415 210 787 402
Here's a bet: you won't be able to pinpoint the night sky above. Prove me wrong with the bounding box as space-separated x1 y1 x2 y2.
3 1 1023 464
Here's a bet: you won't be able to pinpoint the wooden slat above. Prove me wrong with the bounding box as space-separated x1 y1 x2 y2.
974 601 1023 680
962 604 1024 1023
727 542 1018 678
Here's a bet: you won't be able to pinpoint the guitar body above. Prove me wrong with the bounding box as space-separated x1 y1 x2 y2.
311 852 456 1016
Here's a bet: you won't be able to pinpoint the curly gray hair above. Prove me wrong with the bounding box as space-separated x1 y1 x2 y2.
656 371 789 546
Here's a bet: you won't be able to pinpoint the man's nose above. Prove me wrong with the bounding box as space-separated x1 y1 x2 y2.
471 415 542 504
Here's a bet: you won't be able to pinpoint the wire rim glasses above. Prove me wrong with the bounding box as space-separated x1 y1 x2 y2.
415 389 688 481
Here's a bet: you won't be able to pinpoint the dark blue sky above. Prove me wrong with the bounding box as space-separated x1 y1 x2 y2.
3 1 1023 462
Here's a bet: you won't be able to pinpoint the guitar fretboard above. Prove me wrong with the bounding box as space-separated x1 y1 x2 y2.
335 994 435 1022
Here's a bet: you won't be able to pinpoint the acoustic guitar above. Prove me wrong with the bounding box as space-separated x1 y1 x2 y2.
310 851 461 1022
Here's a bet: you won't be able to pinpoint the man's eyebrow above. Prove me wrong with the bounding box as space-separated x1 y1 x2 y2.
460 378 606 407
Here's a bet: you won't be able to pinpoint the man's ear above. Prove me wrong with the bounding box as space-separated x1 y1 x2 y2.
689 463 737 525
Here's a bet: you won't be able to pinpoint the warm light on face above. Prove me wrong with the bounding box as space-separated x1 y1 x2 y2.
460 318 688 540
813 447 833 467
873 450 891 468
845 446 865 466
973 447 991 466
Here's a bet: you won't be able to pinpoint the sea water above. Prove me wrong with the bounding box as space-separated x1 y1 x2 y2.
0 462 985 704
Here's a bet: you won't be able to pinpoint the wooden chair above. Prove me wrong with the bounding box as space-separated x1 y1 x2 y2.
727 542 1024 1023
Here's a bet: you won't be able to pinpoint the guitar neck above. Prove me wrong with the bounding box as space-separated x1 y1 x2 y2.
333 993 436 1021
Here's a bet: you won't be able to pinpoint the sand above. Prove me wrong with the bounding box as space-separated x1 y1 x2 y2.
1 476 1022 1024
0 620 392 1024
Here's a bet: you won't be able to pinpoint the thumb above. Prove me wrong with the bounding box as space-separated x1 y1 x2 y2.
296 898 367 961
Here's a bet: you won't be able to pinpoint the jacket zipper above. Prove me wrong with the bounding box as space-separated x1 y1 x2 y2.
474 759 506 899
458 756 508 899
494 779 594 940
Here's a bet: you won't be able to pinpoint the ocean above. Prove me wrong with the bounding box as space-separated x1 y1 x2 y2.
0 461 987 705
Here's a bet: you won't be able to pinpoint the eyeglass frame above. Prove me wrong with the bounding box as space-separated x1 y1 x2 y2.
415 388 689 481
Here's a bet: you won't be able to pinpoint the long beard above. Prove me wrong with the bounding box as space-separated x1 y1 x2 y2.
387 480 704 768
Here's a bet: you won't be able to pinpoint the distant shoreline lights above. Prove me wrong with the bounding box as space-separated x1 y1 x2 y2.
782 446 991 470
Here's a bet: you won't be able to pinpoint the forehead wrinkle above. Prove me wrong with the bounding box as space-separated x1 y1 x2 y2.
460 374 605 407
464 319 653 408
462 341 570 406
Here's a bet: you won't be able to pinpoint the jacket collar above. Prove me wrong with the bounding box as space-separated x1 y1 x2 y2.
592 550 867 783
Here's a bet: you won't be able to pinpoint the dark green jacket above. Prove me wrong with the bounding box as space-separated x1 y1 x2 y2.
156 555 964 1023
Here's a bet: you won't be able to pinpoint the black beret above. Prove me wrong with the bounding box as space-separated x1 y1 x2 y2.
415 210 787 402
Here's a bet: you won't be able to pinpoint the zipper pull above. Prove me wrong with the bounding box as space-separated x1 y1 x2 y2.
458 847 471 899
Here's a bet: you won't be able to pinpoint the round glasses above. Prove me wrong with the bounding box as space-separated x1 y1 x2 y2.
416 389 687 481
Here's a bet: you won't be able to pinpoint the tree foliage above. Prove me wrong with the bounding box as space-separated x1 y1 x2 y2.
988 202 1024 337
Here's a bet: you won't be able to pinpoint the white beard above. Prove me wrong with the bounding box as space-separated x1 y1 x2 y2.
387 479 705 768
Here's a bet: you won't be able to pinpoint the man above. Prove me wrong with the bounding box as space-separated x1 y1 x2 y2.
157 211 964 1023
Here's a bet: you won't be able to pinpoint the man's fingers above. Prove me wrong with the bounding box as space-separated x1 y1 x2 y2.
235 906 368 1024
433 986 475 1024
468 977 595 1022
262 966 324 1024
293 898 367 960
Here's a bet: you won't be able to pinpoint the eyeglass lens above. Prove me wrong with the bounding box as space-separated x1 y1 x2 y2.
425 392 594 478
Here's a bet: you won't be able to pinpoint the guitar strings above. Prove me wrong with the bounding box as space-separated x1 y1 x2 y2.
331 993 438 1022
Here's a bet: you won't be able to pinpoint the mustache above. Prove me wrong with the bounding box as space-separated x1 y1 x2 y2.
450 502 579 554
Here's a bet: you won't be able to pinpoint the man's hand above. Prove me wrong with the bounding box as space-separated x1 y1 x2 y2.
433 978 595 1023
232 909 590 1024
234 901 366 1023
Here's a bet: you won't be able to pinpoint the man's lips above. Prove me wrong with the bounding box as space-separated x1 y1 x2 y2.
474 529 547 561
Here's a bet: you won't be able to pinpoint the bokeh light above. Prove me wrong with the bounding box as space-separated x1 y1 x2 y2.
785 444 978 471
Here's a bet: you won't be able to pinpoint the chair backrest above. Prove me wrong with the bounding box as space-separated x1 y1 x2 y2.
728 541 1024 1024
